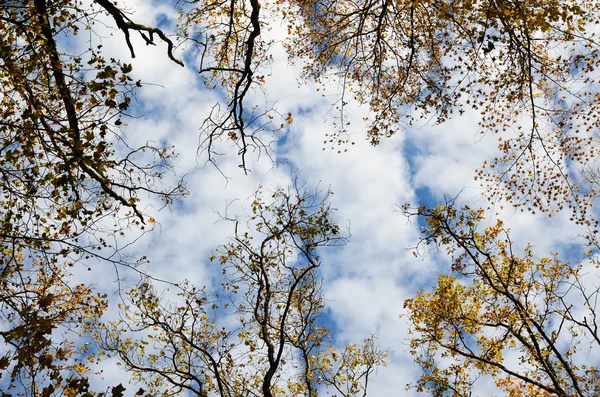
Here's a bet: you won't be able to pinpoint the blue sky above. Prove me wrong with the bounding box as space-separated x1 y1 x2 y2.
50 1 600 395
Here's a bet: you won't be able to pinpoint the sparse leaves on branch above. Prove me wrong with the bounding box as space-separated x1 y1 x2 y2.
178 0 600 238
0 1 185 394
100 187 385 397
0 256 107 397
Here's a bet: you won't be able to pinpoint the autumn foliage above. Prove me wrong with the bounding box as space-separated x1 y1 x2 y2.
176 0 600 240
404 203 600 396
2 0 600 396
0 256 107 397
0 1 183 395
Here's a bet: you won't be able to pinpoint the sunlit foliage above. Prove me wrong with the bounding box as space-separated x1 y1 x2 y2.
404 203 600 396
0 254 107 397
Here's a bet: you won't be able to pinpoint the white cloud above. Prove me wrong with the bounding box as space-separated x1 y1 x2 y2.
45 2 600 396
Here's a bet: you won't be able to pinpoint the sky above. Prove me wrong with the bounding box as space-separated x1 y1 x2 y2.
54 0 600 395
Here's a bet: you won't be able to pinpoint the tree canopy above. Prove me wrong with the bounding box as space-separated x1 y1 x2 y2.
180 0 600 237
0 1 184 394
404 203 600 396
1 0 600 396
99 187 385 397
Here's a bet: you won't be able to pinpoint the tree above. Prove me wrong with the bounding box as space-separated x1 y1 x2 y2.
403 202 600 396
4 0 595 235
2 0 595 235
175 0 600 239
3 1 600 395
99 186 386 397
0 1 185 394
0 254 107 397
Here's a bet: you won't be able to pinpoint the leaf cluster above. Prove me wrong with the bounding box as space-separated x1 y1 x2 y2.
404 203 600 396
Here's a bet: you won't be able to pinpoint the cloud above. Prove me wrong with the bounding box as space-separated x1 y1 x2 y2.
45 2 600 396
